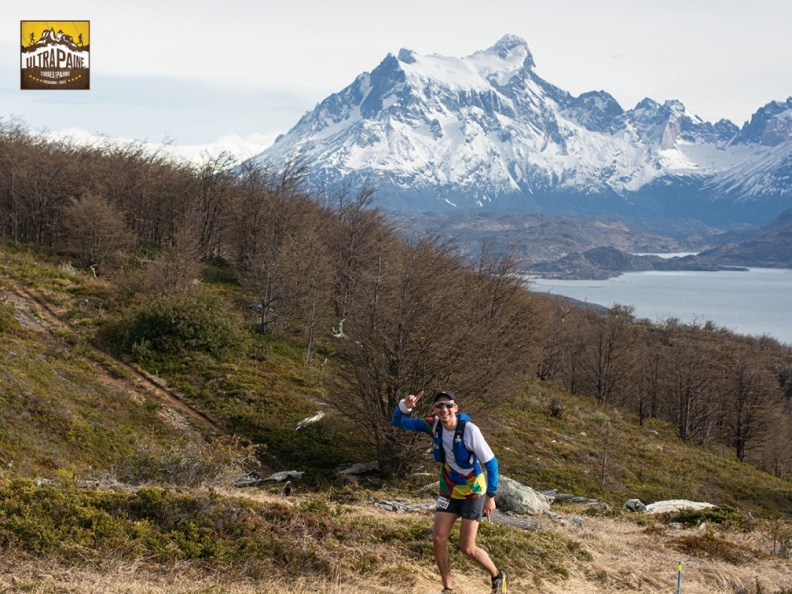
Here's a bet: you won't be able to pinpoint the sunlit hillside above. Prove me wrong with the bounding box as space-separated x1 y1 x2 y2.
1 124 791 592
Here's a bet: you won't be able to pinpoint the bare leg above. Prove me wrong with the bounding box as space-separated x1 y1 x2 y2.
433 511 458 589
459 518 499 577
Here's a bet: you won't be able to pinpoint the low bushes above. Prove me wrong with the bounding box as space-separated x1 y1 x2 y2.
0 297 17 333
0 479 585 584
0 479 335 576
104 287 247 363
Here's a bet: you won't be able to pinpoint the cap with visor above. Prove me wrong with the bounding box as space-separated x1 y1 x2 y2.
433 390 457 403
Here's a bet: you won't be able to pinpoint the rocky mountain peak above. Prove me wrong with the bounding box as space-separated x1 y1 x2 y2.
397 48 417 64
256 38 792 225
485 34 535 68
738 98 792 146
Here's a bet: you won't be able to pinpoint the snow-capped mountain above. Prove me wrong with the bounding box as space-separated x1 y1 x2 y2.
255 35 792 225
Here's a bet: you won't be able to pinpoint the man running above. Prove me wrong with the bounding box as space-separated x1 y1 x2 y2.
392 390 509 593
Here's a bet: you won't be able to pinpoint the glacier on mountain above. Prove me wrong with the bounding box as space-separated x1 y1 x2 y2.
255 35 792 225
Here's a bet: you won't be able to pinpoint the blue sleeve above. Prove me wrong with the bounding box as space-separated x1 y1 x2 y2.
391 403 433 433
483 456 499 495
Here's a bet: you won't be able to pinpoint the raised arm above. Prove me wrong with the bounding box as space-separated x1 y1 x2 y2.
391 391 433 433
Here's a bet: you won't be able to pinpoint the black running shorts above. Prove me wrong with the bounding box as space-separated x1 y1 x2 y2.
435 495 485 521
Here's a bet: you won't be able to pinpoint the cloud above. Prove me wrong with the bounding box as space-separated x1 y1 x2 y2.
3 70 311 143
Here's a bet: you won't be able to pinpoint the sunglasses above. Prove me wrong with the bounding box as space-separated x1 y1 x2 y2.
433 402 455 410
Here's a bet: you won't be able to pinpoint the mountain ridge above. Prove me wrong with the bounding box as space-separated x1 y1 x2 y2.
256 35 792 225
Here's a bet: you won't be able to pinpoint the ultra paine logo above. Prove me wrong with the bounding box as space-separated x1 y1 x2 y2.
21 21 90 90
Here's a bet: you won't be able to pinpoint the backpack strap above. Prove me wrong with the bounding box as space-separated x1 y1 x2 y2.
434 419 474 466
454 420 474 465
434 418 445 464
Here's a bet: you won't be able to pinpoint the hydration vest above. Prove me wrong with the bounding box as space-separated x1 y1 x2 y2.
432 416 476 469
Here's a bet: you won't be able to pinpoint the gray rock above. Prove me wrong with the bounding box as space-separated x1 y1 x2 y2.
625 498 646 512
337 461 379 475
233 470 304 487
375 499 434 513
644 499 715 514
261 470 304 483
545 512 588 528
496 476 552 515
490 510 541 531
295 411 325 430
375 500 541 531
541 489 599 504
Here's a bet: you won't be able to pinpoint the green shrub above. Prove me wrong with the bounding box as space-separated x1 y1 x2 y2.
113 437 252 487
0 477 588 584
663 505 742 527
0 479 333 574
0 297 17 333
669 531 758 564
108 288 246 361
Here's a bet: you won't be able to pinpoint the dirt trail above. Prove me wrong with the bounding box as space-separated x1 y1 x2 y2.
1 272 228 439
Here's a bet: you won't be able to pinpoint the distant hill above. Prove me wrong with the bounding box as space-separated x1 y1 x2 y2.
388 211 715 271
530 208 792 277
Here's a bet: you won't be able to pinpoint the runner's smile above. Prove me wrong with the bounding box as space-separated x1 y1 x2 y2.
434 400 457 426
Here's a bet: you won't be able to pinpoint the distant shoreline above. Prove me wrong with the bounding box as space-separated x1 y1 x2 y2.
529 267 792 346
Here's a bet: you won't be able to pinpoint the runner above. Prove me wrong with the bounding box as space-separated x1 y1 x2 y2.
392 390 509 593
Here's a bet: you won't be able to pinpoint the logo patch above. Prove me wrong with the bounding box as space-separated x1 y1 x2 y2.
21 21 90 90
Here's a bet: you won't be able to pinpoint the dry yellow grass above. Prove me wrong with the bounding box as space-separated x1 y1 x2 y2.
2 489 790 594
539 515 792 594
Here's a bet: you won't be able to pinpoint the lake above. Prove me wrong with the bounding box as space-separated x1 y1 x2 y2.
528 267 792 346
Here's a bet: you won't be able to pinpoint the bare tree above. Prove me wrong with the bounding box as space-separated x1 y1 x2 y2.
0 119 35 241
0 123 84 246
325 185 390 324
227 162 281 332
460 241 547 411
227 159 310 334
591 411 622 493
634 330 664 424
193 153 236 258
330 235 545 476
578 305 641 406
660 320 724 442
758 404 792 478
536 300 575 382
63 192 134 269
278 217 334 363
142 220 204 295
550 306 589 395
721 346 781 461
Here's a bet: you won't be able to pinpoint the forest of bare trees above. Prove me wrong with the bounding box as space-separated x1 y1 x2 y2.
1 118 791 479
537 303 792 477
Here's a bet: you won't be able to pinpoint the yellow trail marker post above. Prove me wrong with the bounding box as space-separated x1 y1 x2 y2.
677 561 682 594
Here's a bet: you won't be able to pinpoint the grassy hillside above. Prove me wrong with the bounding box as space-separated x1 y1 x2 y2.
1 243 791 593
0 244 366 480
489 384 792 516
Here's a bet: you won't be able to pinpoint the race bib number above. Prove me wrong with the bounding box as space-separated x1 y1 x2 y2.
436 496 450 510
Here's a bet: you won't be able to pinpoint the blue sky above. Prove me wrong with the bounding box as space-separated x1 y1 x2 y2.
3 0 792 149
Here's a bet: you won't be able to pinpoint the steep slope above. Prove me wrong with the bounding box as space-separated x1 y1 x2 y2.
257 36 792 225
0 256 228 477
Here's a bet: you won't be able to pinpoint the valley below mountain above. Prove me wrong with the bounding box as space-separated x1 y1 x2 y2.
391 208 792 279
